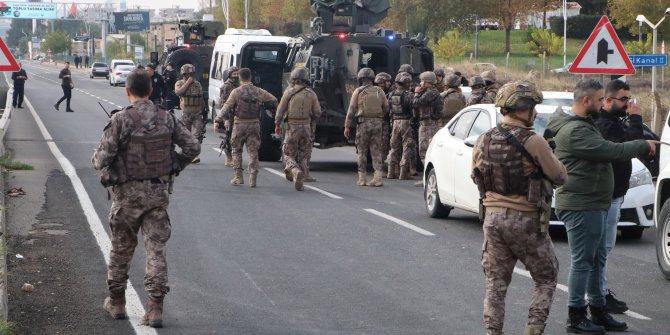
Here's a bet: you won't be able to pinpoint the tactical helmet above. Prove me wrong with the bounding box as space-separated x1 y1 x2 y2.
470 75 485 88
374 72 392 84
395 72 412 84
357 67 375 80
495 80 543 113
180 64 195 74
398 64 414 74
445 74 461 88
434 68 446 78
290 67 309 82
481 70 497 84
226 66 240 78
419 71 437 84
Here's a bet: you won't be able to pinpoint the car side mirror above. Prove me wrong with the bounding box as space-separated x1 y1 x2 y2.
464 136 478 148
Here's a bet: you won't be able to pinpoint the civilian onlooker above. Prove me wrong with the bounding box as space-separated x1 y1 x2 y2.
11 62 27 108
54 61 74 113
546 79 658 333
593 79 644 314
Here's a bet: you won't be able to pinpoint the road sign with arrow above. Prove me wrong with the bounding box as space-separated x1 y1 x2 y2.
569 16 635 75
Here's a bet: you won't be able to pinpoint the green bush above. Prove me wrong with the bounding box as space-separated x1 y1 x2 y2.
431 30 469 62
527 29 563 57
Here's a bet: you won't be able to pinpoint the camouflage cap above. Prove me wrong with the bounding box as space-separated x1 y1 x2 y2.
374 72 392 84
481 70 497 84
445 74 460 88
495 80 543 112
395 72 412 84
180 63 195 74
398 64 414 74
290 67 309 81
419 71 437 84
470 75 485 88
357 67 375 80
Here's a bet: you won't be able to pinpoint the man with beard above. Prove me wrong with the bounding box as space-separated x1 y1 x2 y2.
546 79 658 334
593 80 643 315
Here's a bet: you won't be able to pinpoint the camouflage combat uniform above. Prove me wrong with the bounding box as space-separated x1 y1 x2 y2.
471 81 567 335
218 77 240 165
440 88 466 127
175 77 204 141
275 83 321 190
481 84 499 104
92 100 200 307
387 84 415 179
345 84 390 185
217 82 277 186
412 87 443 165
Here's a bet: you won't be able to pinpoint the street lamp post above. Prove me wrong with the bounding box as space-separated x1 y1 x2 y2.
636 8 670 132
563 0 567 66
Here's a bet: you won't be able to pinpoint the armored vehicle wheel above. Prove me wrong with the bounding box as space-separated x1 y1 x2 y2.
657 198 670 280
165 48 205 82
258 109 282 162
424 168 451 218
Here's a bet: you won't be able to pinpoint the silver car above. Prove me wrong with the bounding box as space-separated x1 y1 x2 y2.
109 65 136 86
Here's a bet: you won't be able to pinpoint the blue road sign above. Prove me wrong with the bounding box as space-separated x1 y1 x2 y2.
629 54 668 67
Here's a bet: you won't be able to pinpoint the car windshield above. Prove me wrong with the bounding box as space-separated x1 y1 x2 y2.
533 113 551 136
93 63 107 68
116 65 135 72
542 98 573 107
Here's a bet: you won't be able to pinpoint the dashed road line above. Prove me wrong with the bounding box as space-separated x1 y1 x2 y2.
364 208 435 236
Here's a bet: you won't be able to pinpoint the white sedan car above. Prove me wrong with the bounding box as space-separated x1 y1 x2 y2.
109 65 136 86
423 104 654 239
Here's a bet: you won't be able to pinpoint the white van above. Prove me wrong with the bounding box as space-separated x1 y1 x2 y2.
208 28 290 113
109 59 135 71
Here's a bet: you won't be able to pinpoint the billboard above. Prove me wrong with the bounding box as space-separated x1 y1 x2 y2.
0 2 57 19
110 11 150 32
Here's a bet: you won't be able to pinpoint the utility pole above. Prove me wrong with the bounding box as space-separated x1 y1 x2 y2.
245 0 249 28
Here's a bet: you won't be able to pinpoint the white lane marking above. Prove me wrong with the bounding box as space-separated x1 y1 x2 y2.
22 97 156 334
363 209 435 236
263 167 343 199
238 264 276 307
512 267 651 320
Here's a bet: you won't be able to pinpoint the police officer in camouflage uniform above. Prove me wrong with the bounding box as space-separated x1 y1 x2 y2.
92 69 200 328
214 68 278 187
440 74 466 127
481 70 499 104
472 81 567 335
413 71 443 187
467 75 487 106
387 72 415 180
274 67 321 191
344 67 390 186
398 64 419 176
218 66 240 167
434 68 447 93
175 64 204 163
375 72 393 164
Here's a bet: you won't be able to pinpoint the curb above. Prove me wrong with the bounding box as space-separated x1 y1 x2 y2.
0 73 11 320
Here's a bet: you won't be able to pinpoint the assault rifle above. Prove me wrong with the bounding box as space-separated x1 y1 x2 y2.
217 121 232 157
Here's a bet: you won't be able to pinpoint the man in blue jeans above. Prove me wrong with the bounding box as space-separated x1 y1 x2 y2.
594 79 644 314
547 79 658 334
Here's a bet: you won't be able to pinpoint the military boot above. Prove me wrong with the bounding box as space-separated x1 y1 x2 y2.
357 172 367 186
368 171 384 187
292 168 304 191
566 306 605 334
192 156 201 164
409 161 418 176
522 324 545 335
103 292 127 320
304 171 317 182
224 153 234 167
397 166 410 180
284 168 293 182
249 173 258 188
141 296 164 328
485 327 504 335
589 304 628 331
230 169 244 186
387 164 399 179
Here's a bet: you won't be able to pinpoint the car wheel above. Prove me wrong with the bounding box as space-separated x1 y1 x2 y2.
106 75 109 79
113 82 118 87
89 75 93 78
620 227 644 239
656 198 670 280
424 168 451 218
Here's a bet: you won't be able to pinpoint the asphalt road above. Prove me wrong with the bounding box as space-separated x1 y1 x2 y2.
3 62 670 335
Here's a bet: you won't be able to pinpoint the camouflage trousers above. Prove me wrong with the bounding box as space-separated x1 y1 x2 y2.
232 121 261 174
482 207 559 332
107 179 172 299
283 124 312 173
182 111 204 142
355 119 384 173
388 119 415 169
382 120 390 161
418 120 439 165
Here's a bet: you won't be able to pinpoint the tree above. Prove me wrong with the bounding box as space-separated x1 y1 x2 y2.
576 0 608 15
527 28 563 57
625 33 652 54
609 0 670 37
432 30 470 61
487 0 540 53
42 32 70 55
6 19 34 47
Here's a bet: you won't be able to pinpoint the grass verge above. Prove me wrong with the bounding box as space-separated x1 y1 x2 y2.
0 154 33 171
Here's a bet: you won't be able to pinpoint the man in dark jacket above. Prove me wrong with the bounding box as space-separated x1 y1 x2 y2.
594 80 643 314
547 79 658 334
162 63 178 110
11 62 27 108
146 64 166 105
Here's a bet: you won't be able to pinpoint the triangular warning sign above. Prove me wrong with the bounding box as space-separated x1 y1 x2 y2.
569 16 635 75
0 38 19 72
